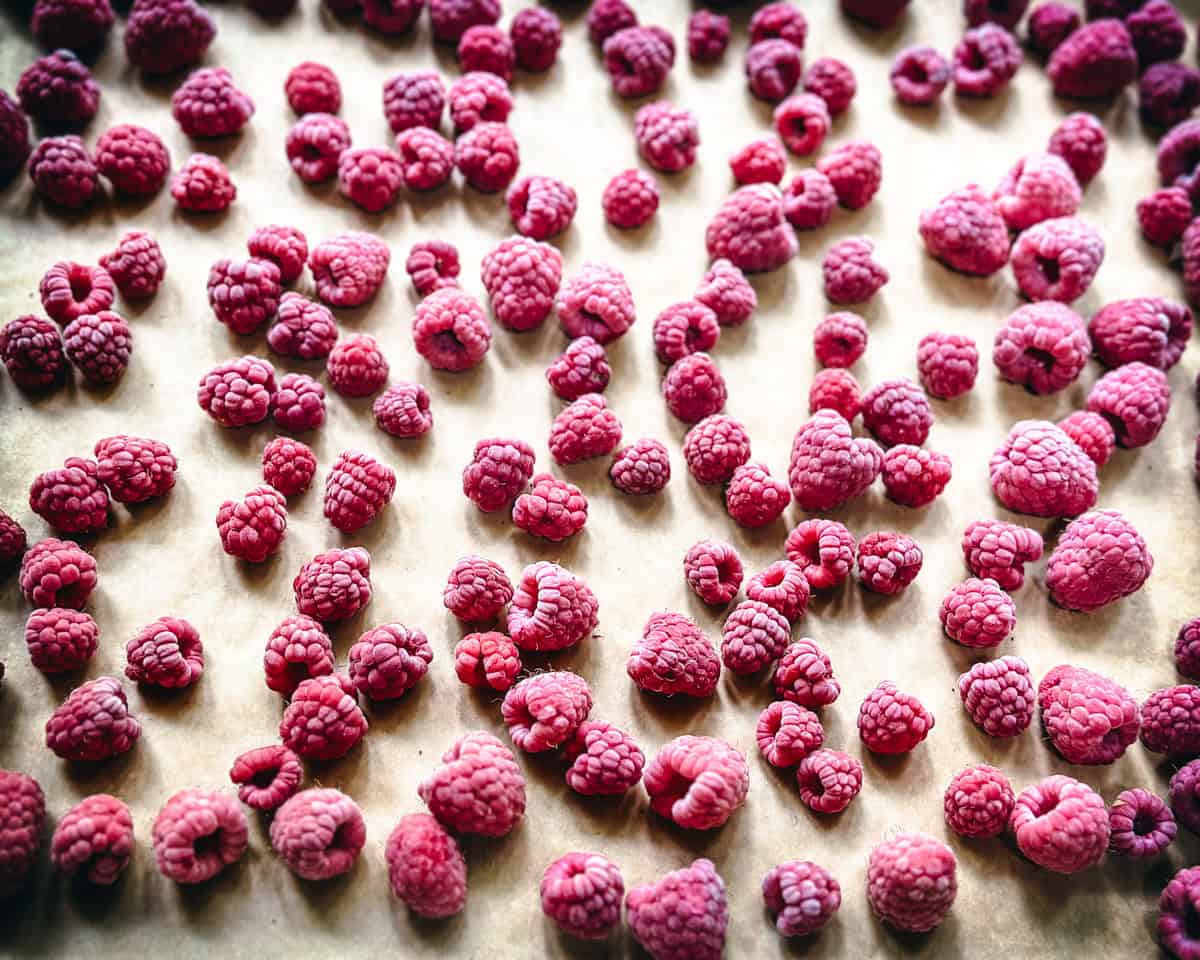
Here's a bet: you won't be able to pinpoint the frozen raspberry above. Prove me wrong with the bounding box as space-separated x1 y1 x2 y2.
861 379 932 447
721 599 790 674
1177 619 1200 680
507 561 598 652
454 121 519 192
807 62 855 122
644 735 748 830
507 174 577 240
1049 508 1153 612
481 236 561 332
25 607 98 673
229 745 301 812
745 39 803 103
587 0 636 45
1109 788 1175 857
394 126 455 191
171 153 235 212
263 615 334 695
279 674 367 760
501 671 592 753
705 185 797 274
633 100 699 173
215 484 287 563
749 2 807 46
206 258 281 336
783 529 850 601
405 240 459 297
124 0 215 74
309 231 390 308
1048 112 1107 188
684 539 743 605
428 0 498 43
453 632 520 691
412 288 491 372
1038 663 1139 763
953 23 1023 96
1141 685 1200 757
125 615 203 689
756 700 822 767
286 62 340 115
510 7 561 72
817 140 882 210
1028 2 1079 55
602 168 659 229
944 763 1014 838
1049 18 1137 97
781 170 834 232
271 373 326 433
443 555 512 623
1140 64 1200 130
993 301 1089 395
51 793 132 884
419 730 525 836
662 354 727 422
890 46 951 105
859 680 933 752
822 237 888 306
270 788 364 881
0 512 26 571
39 262 112 328
603 26 674 98
45 676 140 761
763 861 840 937
1011 775 1109 873
247 225 307 286
556 262 635 343
729 138 787 186
563 720 645 795
796 749 861 817
939 577 1014 648
1170 760 1200 830
337 147 402 212
880 444 950 508
197 356 275 428
867 833 957 932
1138 186 1192 248
99 231 166 299
788 410 882 510
1161 866 1200 959
964 0 1028 28
369 382 430 439
28 135 98 208
628 610 720 698
62 311 131 384
919 184 1010 276
1087 360 1171 448
266 296 336 363
513 473 588 541
458 25 514 81
325 334 387 399
286 113 350 183
538 853 623 941
0 91 30 184
917 331 978 399
152 789 246 885
1011 217 1105 303
653 301 718 365
447 71 511 132
462 437 535 512
958 654 1035 736
989 420 1098 517
293 547 372 622
362 0 421 33
19 537 95 608
626 858 728 960
695 259 756 327
610 438 671 495
994 153 1082 231
17 50 99 129
812 312 866 369
687 10 729 63
1127 0 1186 66
386 814 466 919
172 67 254 139
323 449 396 533
727 463 791 529
546 337 610 402
28 458 107 534
961 520 1042 591
31 0 113 50
1091 297 1192 370
348 623 432 701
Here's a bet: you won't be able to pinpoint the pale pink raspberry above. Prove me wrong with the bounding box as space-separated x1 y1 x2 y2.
993 153 1082 231
215 484 287 562
338 146 402 212
745 38 803 102
1144 687 1200 757
918 184 1010 276
1185 219 1200 306
480 235 562 332
563 720 645 795
25 607 97 673
627 611 720 698
272 373 326 432
788 410 882 511
610 438 671 495
745 562 808 623
1048 18 1136 98
507 561 598 652
268 293 338 360
506 173 579 241
501 671 592 753
988 420 1099 518
556 262 635 344
729 137 787 186
1057 411 1115 467
458 24 514 81
263 614 334 695
721 599 790 674
540 852 623 940
858 680 933 752
245 225 307 286
958 654 1036 737
1109 788 1176 858
549 394 622 465
626 859 728 960
808 368 861 421
813 311 867 368
453 632 520 692
805 57 855 114
695 258 756 327
279 674 367 760
228 745 302 811
1028 2 1078 54
602 168 659 228
633 100 699 173
454 121 520 192
393 127 455 191
270 788 365 881
954 23 1022 97
418 730 526 836
1011 216 1105 303
890 45 951 105
763 860 841 937
547 337 610 401
867 833 957 932
1039 663 1139 763
993 301 1090 395
510 7 562 72
308 231 390 308
860 378 932 447
28 457 108 534
756 701 822 767
348 623 431 701
444 555 512 622
45 676 140 761
817 140 882 210
412 287 491 372
39 262 113 326
1176 619 1200 680
1089 297 1192 371
1160 865 1200 957
285 113 351 183
601 25 675 98
644 735 748 830
653 300 720 365
684 539 743 605
962 519 1044 590
19 537 96 609
326 334 388 398
917 331 978 399
687 10 729 63
62 311 132 385
881 445 952 508
587 0 636 46
385 814 467 919
726 462 791 528
939 577 1014 648
293 547 372 622
462 437 535 512
683 414 750 484
99 230 166 300
513 473 588 542
705 184 798 273
171 153 235 212
822 236 889 305
51 793 133 884
382 70 443 133
152 789 247 885
662 353 726 424
447 71 511 132
944 763 1014 838
796 748 861 813
125 616 203 688
1087 361 1171 448
785 522 855 594
1047 509 1153 612
1011 775 1109 873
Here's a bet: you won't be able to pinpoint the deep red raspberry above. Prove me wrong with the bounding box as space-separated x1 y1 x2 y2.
124 0 215 75
729 138 787 186
994 153 1081 231
125 615 203 689
172 67 254 138
763 861 841 938
19 537 95 608
386 814 467 919
443 555 512 623
270 788 365 881
269 293 338 360
958 654 1035 736
506 175 577 240
989 420 1098 517
782 169 836 230
1144 686 1200 757
546 337 610 401
1048 112 1107 186
1161 866 1200 957
993 301 1089 395
382 70 444 135
683 539 743 605
1177 619 1200 680
601 168 659 228
428 0 499 43
954 23 1022 96
626 859 728 960
25 607 97 673
644 735 748 830
373 381 432 438
628 610 720 697
323 449 396 532
481 235 561 332
1137 186 1192 248
461 437 535 512
453 632 520 692
1128 0 1186 66
458 25 513 81
603 26 675 98
507 561 598 651
813 312 867 368
944 764 1014 839
38 262 113 326
1109 787 1176 857
1038 663 1139 764
788 409 882 511
279 674 367 760
556 262 635 343
51 793 132 884
822 236 889 305
587 0 636 46
447 71 511 132
805 58 855 117
271 374 325 434
563 720 645 795
229 744 301 812
1012 216 1105 302
721 599 790 674
917 331 978 399
682 414 750 484
293 547 372 622
94 434 175 504
610 438 671 495
706 184 798 274
817 140 882 209
286 113 350 183
17 50 99 129
99 230 165 299
152 789 246 885
197 355 275 428
247 225 307 285
652 301 718 364
510 7 561 72
861 378 932 447
31 0 113 50
286 62 340 115
890 45 951 105
262 437 316 497
633 100 699 173
394 126 454 191
757 700 822 767
28 134 98 208
1049 18 1137 98
501 671 592 752
1170 760 1200 831
0 511 26 571
216 484 287 563
919 184 1010 276
418 730 526 836
750 2 807 46
687 10 729 63
881 444 952 508
939 576 1014 648
1054 412 1112 470
263 614 334 695
29 457 107 533
309 231 390 307
206 258 281 336
45 675 140 761
171 153 235 211
868 833 957 931
405 240 459 297
0 91 31 183
964 0 1028 28
695 259 756 327
745 39 803 103
1090 297 1192 370
348 623 432 701
1086 360 1170 447
412 288 491 372
1140 63 1200 130
338 146 402 212
727 462 791 528
326 333 388 397
362 0 421 34
540 853 622 940
785 521 855 593
1011 775 1109 873
454 121 519 192
1028 2 1079 55
858 532 923 595
1049 509 1153 611
513 472 588 541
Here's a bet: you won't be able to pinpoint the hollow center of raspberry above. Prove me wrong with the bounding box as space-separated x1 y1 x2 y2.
1132 811 1156 836
1098 410 1127 446
1035 255 1060 285
301 143 324 162
69 273 93 302
786 116 810 139
761 568 786 588
250 765 281 789
685 324 706 350
1022 346 1056 372
802 771 825 796
900 60 929 84
283 662 315 690
657 771 694 807
716 558 738 584
329 822 355 853
193 829 224 860
962 43 985 71
433 330 465 356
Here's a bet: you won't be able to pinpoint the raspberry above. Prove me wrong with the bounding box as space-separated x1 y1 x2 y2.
1109 788 1175 857
447 71 511 132
546 337 610 401
1028 2 1079 55
513 473 588 541
1128 0 1186 66
229 745 301 811
267 295 337 361
799 54 856 114
19 537 96 609
442 556 512 624
880 444 950 508
62 311 131 384
418 730 526 836
705 185 797 274
285 113 351 183
726 462 791 528
788 409 882 510
610 438 671 494
28 135 98 208
953 23 1022 97
29 457 108 534
405 240 459 297
205 258 280 336
994 153 1082 232
1186 220 1200 303
325 334 387 398
556 262 635 343
602 168 659 228
962 521 1041 591
539 853 623 941
458 25 513 81
990 419 1098 518
454 121 520 192
684 539 743 606
1087 360 1171 448
626 859 728 960
812 312 867 369
783 524 852 596
381 70 443 135
781 169 836 231
507 561 598 651
172 67 254 138
370 382 430 439
1012 216 1105 303
362 0 421 34
662 355 728 422
286 62 340 115
51 794 132 884
1038 663 1139 763
99 230 166 299
763 861 841 937
511 7 562 71
1091 297 1192 370
1140 64 1200 130
271 373 326 432
279 674 367 760
645 735 748 830
1177 619 1200 680
507 174 577 240
587 0 636 45
31 0 113 50
917 331 978 399
428 0 498 43
633 100 700 173
1049 18 1137 98
958 654 1035 736
0 512 26 571
695 258 756 326
393 127 454 191
1138 186 1192 248
17 50 99 128
247 225 307 285
293 547 372 622
859 680 933 752
309 231 390 307
687 10 729 63
386 814 466 919
501 671 592 753
1011 775 1109 873
563 720 645 795
940 577 1014 649
729 138 787 186
1048 112 1107 187
461 437 535 512
721 599 790 674
944 763 1014 838
263 614 334 695
1161 866 1200 959
964 0 1028 28
215 484 287 563
171 153 235 212
45 676 140 761
817 140 882 209
25 607 98 673
993 301 1089 396
32 265 103 335
152 789 247 884
348 623 432 701
745 39 803 103
628 610 720 697
795 748 860 814
0 92 30 184
890 45 951 105
453 632 520 691
750 2 807 46
603 26 675 98
1142 685 1200 757
481 235 562 331
412 288 491 372
1170 760 1200 830
323 449 396 533
861 379 932 448
125 615 204 688
197 356 275 428
1050 508 1154 612
918 184 1010 276
338 146 402 212
124 0 215 75
867 833 957 932
682 415 749 486
822 236 889 306
270 788 365 881
756 700 822 767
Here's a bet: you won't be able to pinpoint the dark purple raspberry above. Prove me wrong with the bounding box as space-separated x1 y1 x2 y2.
32 0 113 52
124 0 216 75
1140 63 1200 130
1 316 65 391
510 7 562 72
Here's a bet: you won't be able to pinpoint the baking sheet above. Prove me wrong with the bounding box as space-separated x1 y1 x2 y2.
2 0 1200 956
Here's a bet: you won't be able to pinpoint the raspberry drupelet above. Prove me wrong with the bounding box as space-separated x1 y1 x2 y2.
1109 788 1175 858
285 113 351 183
809 369 861 421
756 700 822 767
1039 663 1139 764
626 859 728 960
124 0 215 75
507 175 577 240
309 236 389 306
152 789 247 885
25 608 98 673
644 735 749 830
610 438 671 495
17 51 99 129
19 537 96 609
39 262 114 326
727 463 791 528
1011 216 1105 303
262 437 317 497
171 153 235 212
406 240 459 297
229 745 302 811
603 26 675 99
944 764 1014 838
443 555 512 622
721 599 790 674
338 147 402 212
729 138 787 186
453 632 520 692
1141 686 1200 757
917 332 979 399
1047 509 1153 612
634 100 700 173
171 67 254 139
919 184 1010 276
687 10 729 63
511 7 562 72
745 39 803 103
29 458 109 534
1177 619 1200 680
447 71 512 132
386 814 467 919
270 789 365 881
818 140 882 210
858 681 934 752
455 121 520 192
348 623 432 701
556 262 635 344
263 615 334 696
507 561 598 652
867 833 957 932
286 62 341 115
628 610 721 698
890 46 951 105
206 258 281 336
46 676 140 761
1160 866 1200 958
501 671 592 753
548 394 622 465
763 861 841 937
216 485 287 563
125 616 203 689
547 337 611 401
394 127 455 191
51 793 133 885
822 237 889 305
788 410 882 511
988 420 1098 518
293 547 372 622
418 730 526 837
683 414 750 484
28 135 99 208
953 23 1022 97
1137 187 1192 247
279 674 367 760
247 225 308 285
540 853 623 940
805 57 855 115
939 577 1014 648
462 437 535 512
272 374 326 432
696 259 757 327
0 771 42 896
512 473 589 541
481 235 562 332
1028 2 1078 54
1010 775 1109 873
958 655 1036 737
587 0 636 46
993 301 1090 395
564 721 645 795
99 231 166 299
602 168 659 228
1048 19 1137 98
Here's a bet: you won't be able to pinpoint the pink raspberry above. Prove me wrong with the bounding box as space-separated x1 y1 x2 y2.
383 71 444 136
462 437 535 512
1011 775 1109 873
309 231 390 307
19 537 95 609
1049 18 1137 98
861 378 932 447
286 61 340 115
1144 686 1200 757
263 614 334 695
455 121 519 192
962 519 1044 590
696 258 756 326
813 311 867 368
859 680 933 752
386 814 467 919
994 153 1082 231
361 0 421 33
726 462 791 528
62 311 132 384
1161 866 1200 958
687 10 729 63
197 355 276 428
540 853 623 940
953 23 1022 96
481 235 562 331
507 561 598 652
796 748 860 814
547 337 610 401
45 676 140 761
563 720 645 795
610 438 671 495
785 522 854 594
28 134 98 208
25 607 98 673
447 71 511 132
818 140 883 210
1177 619 1200 680
989 420 1099 517
958 654 1035 737
152 789 247 884
867 833 957 932
51 793 133 884
29 457 108 534
1140 64 1200 130
603 26 675 98
705 185 797 274
31 0 113 50
98 124 171 198
39 262 113 327
916 331 978 399
412 288 492 371
626 859 728 960
506 175 577 240
418 730 526 836
348 623 432 700
338 146 402 212
171 67 254 138
513 473 588 541
721 599 790 674
99 230 166 299
756 700 822 767
1091 297 1192 370
729 137 787 186
880 444 951 508
782 169 836 230
822 236 888 305
587 0 636 45
682 414 750 484
453 632 520 692
124 0 215 75
1048 112 1107 186
1138 187 1193 247
1087 360 1171 448
293 547 372 622
993 301 1089 395
271 374 326 432
763 860 841 937
270 788 365 881
964 0 1028 29
556 261 635 343
1011 216 1105 302
326 333 389 398
406 240 459 296
633 100 700 173
458 25 514 81
206 258 281 336
1048 509 1153 612
428 0 498 43
1128 0 1186 66
279 674 367 760
805 61 854 121
171 153 235 212
771 636 836 707
394 126 454 191
745 564 807 625
285 113 351 183
939 577 1014 648
944 763 1014 839
1028 2 1079 54
501 671 592 753
373 382 432 438
1171 760 1200 831
788 409 882 510
684 539 743 605
919 184 1010 276
125 616 204 688
268 294 338 362
444 555 512 622
0 92 30 184
247 225 308 285
890 45 951 105
602 168 659 228
628 610 720 697
17 50 99 128
1109 788 1175 857
229 745 301 811
750 2 808 46
745 39 803 103
1038 663 1139 763
644 735 748 830
511 7 562 71
323 449 396 533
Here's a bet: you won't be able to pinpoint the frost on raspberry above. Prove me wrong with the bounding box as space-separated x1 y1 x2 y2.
418 730 526 837
696 258 756 327
481 235 562 332
705 184 798 273
644 735 748 830
993 301 1089 395
454 121 520 193
39 262 114 326
1028 2 1078 55
45 676 141 761
729 137 787 186
556 262 635 344
988 420 1098 518
603 26 675 99
961 519 1044 590
373 382 432 438
338 147 403 212
506 175 577 240
394 127 455 191
28 135 99 209
993 153 1081 231
1140 64 1200 130
293 547 372 622
247 224 308 285
124 0 215 75
858 680 933 753
763 860 841 938
938 577 1014 648
721 599 790 674
653 301 719 364
891 46 951 105
406 240 459 297
610 438 671 495
382 70 444 133
443 555 512 622
726 462 791 528
1089 297 1192 371
547 337 610 401
1047 509 1153 612
541 852 623 940
327 333 389 397
796 749 860 814
207 258 282 335
264 614 334 695
125 616 204 689
1038 664 1139 764
501 671 592 753
462 437 535 512
453 632 520 692
507 561 598 652
817 140 882 210
663 353 727 423
944 764 1014 839
860 378 932 448
286 113 351 183
62 311 132 385
99 231 166 300
953 23 1022 97
628 610 720 698
563 720 645 795
687 10 729 63
1011 216 1104 303
683 414 750 484
279 674 367 760
171 67 255 139
958 654 1036 737
447 71 512 132
348 623 433 700
745 39 803 103
272 373 326 432
171 153 235 212
917 331 978 399
1049 112 1107 187
308 231 390 308
229 745 302 811
25 607 98 673
1161 866 1200 958
323 450 396 533
634 100 699 174
511 7 562 72
822 236 889 305
602 168 659 229
29 457 108 534
881 445 951 508
286 62 341 116
626 859 728 960
0 771 43 896
783 169 837 230
788 410 881 511
918 184 1009 276
19 537 96 609
683 539 743 606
